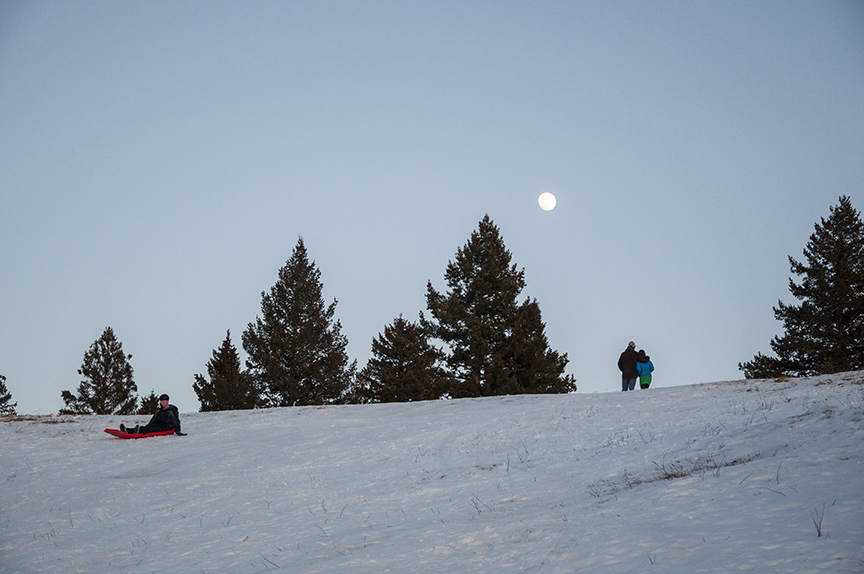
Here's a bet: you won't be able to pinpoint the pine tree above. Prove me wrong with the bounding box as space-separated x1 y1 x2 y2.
138 389 159 415
0 375 17 415
740 196 864 378
423 215 577 397
194 330 258 411
356 315 452 403
60 327 138 415
242 238 356 407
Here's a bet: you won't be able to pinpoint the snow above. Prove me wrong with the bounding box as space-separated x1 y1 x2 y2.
2 373 863 573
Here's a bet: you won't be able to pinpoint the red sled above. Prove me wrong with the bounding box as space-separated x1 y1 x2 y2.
104 428 176 439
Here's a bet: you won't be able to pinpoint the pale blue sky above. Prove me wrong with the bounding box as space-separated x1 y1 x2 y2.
2 1 863 413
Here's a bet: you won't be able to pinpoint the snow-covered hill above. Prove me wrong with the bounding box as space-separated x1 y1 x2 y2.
2 373 863 573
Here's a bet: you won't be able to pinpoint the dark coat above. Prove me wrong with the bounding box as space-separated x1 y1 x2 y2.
143 404 181 434
618 347 639 379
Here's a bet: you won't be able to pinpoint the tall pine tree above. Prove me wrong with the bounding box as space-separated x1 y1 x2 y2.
740 196 864 378
194 330 258 411
242 238 356 407
0 375 17 415
356 315 452 403
60 327 138 415
423 215 576 397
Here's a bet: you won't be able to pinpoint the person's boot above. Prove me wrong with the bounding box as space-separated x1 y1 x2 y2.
120 424 127 433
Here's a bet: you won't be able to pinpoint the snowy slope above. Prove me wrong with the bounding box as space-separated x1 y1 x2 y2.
1 373 863 573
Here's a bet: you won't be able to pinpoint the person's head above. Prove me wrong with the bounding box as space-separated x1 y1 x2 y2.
159 394 170 407
628 341 636 349
638 349 647 359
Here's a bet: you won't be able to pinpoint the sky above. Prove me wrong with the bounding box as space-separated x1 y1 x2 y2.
1 1 863 414
1 374 862 572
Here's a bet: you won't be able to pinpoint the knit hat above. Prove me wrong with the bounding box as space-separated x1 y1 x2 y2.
159 394 169 401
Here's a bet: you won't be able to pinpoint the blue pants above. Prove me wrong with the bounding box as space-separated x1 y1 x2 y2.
622 378 637 391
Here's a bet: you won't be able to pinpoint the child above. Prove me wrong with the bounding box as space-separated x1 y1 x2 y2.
636 350 654 389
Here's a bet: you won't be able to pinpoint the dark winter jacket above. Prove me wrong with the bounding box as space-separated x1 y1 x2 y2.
618 347 640 379
145 404 181 434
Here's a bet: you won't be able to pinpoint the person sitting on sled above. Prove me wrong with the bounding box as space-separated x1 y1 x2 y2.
121 394 185 435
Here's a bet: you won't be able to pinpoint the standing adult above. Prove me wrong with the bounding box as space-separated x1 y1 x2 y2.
637 349 654 389
618 341 639 391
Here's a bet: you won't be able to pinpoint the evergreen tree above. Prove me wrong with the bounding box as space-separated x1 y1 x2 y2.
242 238 356 407
60 327 138 415
356 315 452 403
740 196 864 378
138 389 159 415
194 330 258 411
423 215 577 397
0 375 17 415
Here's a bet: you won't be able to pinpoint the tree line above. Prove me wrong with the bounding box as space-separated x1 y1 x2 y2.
30 197 863 416
57 215 576 414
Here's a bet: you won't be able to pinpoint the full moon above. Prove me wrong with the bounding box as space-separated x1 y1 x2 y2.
538 192 557 211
